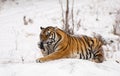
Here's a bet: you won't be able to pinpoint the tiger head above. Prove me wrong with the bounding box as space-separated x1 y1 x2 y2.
40 26 57 45
38 26 66 56
38 26 61 56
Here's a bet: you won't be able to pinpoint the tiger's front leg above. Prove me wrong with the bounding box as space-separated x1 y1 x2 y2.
36 50 69 63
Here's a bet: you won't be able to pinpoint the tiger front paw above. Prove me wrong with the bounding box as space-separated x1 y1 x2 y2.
36 58 45 63
36 58 41 63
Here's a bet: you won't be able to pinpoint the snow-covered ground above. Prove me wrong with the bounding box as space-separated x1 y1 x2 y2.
0 59 120 76
0 0 120 76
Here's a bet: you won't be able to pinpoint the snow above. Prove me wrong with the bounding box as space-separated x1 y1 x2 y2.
0 59 120 76
0 0 120 76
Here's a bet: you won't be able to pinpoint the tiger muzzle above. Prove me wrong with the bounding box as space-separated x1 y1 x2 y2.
38 41 45 50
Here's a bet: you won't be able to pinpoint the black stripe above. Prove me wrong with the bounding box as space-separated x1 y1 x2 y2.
88 49 92 59
81 37 88 51
83 36 91 48
94 49 100 55
46 46 50 55
80 53 82 59
91 39 94 45
90 39 94 51
53 32 62 50
83 36 91 60
77 38 81 54
85 49 89 60
78 38 85 59
87 49 90 59
81 37 88 59
53 32 55 39
52 32 56 42
81 49 85 59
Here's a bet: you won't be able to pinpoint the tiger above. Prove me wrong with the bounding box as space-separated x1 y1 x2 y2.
36 26 105 63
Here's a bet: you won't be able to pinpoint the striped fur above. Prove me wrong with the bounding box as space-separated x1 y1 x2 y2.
36 26 104 63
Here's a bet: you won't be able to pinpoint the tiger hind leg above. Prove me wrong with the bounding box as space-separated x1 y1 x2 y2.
92 54 104 63
92 48 104 63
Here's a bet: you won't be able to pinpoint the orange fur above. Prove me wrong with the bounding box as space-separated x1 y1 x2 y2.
36 26 104 63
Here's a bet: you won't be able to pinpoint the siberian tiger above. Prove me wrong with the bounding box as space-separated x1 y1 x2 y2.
36 26 105 63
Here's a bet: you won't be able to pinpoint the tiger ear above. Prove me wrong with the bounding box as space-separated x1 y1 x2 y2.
54 26 58 31
40 27 44 30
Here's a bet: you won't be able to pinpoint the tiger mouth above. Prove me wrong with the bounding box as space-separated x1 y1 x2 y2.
38 42 45 50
